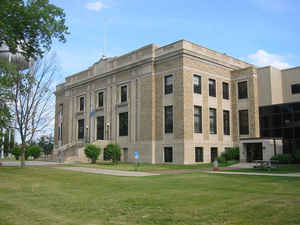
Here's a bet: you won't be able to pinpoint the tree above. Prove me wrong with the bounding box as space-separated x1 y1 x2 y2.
38 134 54 158
84 144 101 164
3 129 9 157
8 56 57 167
105 144 121 164
27 145 41 160
0 0 69 60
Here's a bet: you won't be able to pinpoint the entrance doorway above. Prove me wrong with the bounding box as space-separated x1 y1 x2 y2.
246 143 263 162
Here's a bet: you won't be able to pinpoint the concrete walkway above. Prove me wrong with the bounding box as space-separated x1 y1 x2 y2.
0 161 61 166
206 171 300 177
55 166 159 177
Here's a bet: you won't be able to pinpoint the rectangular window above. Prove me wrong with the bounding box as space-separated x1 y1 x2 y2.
164 147 173 162
79 97 84 111
291 84 300 94
238 81 248 99
193 75 201 94
98 92 104 107
78 119 84 139
119 112 128 136
121 86 127 103
223 82 229 99
239 110 249 135
195 147 203 162
223 110 230 135
209 108 217 134
164 75 173 95
209 79 216 97
97 116 104 140
211 148 218 162
165 106 173 133
194 106 202 133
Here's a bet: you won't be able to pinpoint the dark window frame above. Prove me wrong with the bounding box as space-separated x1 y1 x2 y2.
121 85 127 103
119 112 128 136
239 110 249 135
194 106 202 133
209 108 217 134
97 116 105 140
195 147 203 162
291 83 300 95
193 75 201 94
164 105 173 134
79 97 84 111
223 110 230 135
238 81 248 99
164 75 173 95
98 92 104 107
209 79 216 97
78 119 84 139
222 82 229 99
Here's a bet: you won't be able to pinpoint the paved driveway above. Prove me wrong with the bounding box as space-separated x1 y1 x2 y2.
0 161 61 166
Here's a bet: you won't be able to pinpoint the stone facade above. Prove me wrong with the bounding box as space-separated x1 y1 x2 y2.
54 40 300 164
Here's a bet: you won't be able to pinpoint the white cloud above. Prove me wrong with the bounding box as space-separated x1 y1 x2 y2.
247 49 291 69
85 1 105 12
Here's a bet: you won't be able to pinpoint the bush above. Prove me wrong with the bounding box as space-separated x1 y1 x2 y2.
105 144 121 164
293 149 300 163
10 146 21 160
217 156 226 164
224 147 240 161
27 145 42 160
84 144 101 164
271 154 293 164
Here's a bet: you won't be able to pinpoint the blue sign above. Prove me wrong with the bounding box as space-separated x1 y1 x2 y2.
134 152 139 159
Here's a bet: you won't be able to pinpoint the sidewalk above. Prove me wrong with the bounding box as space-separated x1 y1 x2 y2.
206 171 300 177
55 166 159 177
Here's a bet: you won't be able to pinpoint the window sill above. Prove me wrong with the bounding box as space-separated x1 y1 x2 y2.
117 102 128 107
76 111 84 116
96 107 104 112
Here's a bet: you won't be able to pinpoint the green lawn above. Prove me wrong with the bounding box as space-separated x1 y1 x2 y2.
1 167 300 225
68 161 238 172
225 164 300 174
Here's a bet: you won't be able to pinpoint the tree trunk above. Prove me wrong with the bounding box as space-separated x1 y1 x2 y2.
20 144 25 168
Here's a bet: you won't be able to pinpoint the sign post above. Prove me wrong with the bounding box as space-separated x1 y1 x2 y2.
134 152 139 171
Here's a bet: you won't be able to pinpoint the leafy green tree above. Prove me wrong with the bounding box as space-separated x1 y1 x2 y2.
84 144 101 164
9 129 15 151
38 135 54 158
10 146 21 160
27 145 42 160
0 0 69 60
3 129 9 157
105 144 121 164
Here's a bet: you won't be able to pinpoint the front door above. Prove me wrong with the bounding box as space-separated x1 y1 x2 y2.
246 143 263 162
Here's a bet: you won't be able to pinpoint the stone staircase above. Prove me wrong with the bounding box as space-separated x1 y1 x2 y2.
52 143 89 163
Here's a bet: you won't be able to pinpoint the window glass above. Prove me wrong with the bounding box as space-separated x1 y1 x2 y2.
79 97 84 111
121 86 127 103
238 81 248 99
193 75 201 94
98 92 104 107
119 112 128 136
211 148 218 162
209 79 216 97
194 106 202 133
239 110 249 135
97 116 104 140
165 75 173 95
223 110 230 135
78 119 84 139
209 108 217 134
165 106 173 133
291 83 300 94
195 147 203 162
222 82 229 99
164 147 173 162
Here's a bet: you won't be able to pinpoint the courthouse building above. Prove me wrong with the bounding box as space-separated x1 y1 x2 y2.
54 40 300 164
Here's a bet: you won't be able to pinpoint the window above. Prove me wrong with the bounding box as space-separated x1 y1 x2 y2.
97 116 104 140
164 147 173 162
209 108 217 134
79 97 84 111
164 75 173 95
209 79 216 97
78 119 84 139
238 81 248 99
194 106 202 133
121 86 127 103
211 148 218 162
291 83 300 94
239 110 249 135
223 82 229 99
119 112 128 136
195 147 203 162
193 75 201 94
98 92 104 107
165 106 173 133
223 110 230 135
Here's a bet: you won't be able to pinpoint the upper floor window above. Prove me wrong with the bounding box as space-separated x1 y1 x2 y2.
209 108 217 134
239 110 249 135
164 75 173 95
291 83 300 94
223 110 230 135
119 112 128 136
165 105 173 133
194 106 202 133
209 79 216 97
98 92 104 107
121 85 127 103
238 81 248 99
223 82 229 99
193 75 201 94
79 97 84 111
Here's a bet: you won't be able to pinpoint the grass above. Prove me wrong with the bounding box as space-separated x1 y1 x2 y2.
68 161 238 172
0 166 300 225
225 164 300 174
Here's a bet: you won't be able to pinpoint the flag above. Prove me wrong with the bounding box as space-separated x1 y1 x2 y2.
90 104 95 117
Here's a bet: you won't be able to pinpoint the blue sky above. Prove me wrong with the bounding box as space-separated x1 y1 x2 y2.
51 0 300 78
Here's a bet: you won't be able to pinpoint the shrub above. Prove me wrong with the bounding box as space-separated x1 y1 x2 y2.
293 149 300 163
105 144 121 164
10 146 21 160
224 147 240 161
217 156 226 164
27 145 42 160
271 154 293 164
84 144 101 164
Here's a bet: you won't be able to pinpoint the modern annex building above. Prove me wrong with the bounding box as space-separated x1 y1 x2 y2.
54 40 300 164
